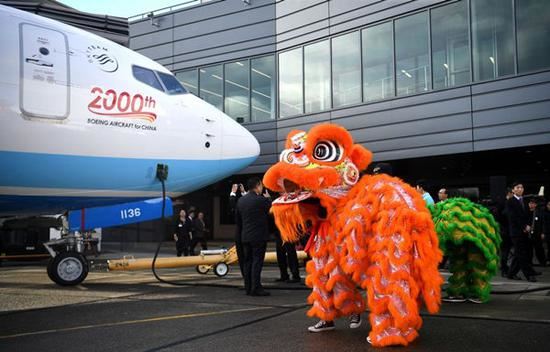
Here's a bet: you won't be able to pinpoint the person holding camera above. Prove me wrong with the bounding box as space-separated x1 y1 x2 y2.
235 177 272 296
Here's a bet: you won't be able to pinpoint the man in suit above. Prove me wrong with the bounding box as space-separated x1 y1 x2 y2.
273 219 301 283
235 177 272 296
544 200 550 264
173 210 192 257
498 188 514 277
230 183 246 277
506 182 537 282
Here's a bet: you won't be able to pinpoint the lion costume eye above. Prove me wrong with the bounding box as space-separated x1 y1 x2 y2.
312 140 342 162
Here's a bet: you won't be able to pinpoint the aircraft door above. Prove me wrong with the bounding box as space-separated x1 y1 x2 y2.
19 23 70 119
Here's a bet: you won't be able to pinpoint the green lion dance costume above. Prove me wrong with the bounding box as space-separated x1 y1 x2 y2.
430 198 501 303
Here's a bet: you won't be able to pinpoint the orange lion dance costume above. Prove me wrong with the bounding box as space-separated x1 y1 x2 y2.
263 124 443 347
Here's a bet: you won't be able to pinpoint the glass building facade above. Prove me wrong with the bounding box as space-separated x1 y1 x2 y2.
176 56 275 123
175 0 550 121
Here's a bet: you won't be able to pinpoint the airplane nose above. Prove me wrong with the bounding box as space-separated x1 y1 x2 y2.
221 115 260 166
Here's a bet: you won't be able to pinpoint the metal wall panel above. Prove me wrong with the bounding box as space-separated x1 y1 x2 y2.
275 0 329 51
473 100 550 128
374 142 473 161
172 24 275 55
131 28 173 50
171 37 275 68
130 0 276 69
173 46 276 70
472 72 550 152
328 0 444 35
129 0 550 174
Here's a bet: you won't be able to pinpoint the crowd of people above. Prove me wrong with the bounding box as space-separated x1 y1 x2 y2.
423 179 548 283
229 178 302 296
172 208 209 257
173 172 548 295
497 183 549 282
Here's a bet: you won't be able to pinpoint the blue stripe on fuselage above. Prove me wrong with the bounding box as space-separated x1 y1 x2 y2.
0 195 149 216
0 151 256 192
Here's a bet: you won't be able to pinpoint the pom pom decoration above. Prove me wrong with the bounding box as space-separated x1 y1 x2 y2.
264 123 443 347
429 197 501 302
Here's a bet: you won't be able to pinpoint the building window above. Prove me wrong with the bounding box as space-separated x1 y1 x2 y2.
279 48 303 118
516 0 550 73
224 61 250 122
332 32 361 107
251 56 275 122
362 22 394 102
471 0 515 81
431 1 470 90
305 40 331 113
395 12 430 96
199 65 223 110
175 69 198 95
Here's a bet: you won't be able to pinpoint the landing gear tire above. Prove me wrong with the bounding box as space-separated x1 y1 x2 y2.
47 252 89 286
196 265 210 274
213 262 229 277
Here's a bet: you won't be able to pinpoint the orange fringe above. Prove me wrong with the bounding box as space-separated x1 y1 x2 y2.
276 175 443 347
270 203 306 244
266 125 442 348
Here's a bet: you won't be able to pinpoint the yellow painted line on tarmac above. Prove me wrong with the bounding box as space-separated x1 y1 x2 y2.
0 306 272 340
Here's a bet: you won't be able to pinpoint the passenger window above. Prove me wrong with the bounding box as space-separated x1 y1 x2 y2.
132 65 163 91
157 71 188 95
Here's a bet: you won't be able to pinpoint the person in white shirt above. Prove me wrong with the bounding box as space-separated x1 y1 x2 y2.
416 180 434 206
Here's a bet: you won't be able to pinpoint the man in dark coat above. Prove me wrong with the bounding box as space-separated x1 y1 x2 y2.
273 216 301 283
230 183 246 277
543 200 550 264
498 189 514 277
173 209 192 257
506 182 537 282
235 177 272 296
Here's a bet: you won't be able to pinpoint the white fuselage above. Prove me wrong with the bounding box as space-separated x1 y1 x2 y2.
0 5 260 216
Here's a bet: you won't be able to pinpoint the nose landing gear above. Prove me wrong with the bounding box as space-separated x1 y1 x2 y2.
47 251 89 286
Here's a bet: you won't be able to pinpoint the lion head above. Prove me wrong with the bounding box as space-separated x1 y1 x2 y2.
263 123 372 242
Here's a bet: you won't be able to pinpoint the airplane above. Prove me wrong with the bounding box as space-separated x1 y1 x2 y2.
0 5 260 285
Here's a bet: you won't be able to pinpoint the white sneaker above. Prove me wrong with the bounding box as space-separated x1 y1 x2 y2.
442 296 467 303
308 320 335 333
467 297 484 304
349 314 362 329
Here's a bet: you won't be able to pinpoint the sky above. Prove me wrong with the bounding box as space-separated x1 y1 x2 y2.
58 0 196 18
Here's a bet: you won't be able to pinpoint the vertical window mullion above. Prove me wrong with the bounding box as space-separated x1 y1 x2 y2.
330 37 334 109
392 20 397 97
428 8 433 91
512 0 518 74
274 54 279 120
468 0 474 83
359 29 364 102
248 58 252 122
300 46 306 114
222 64 226 113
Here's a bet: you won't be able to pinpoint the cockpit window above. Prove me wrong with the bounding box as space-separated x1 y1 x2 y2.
132 65 163 91
157 71 188 95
